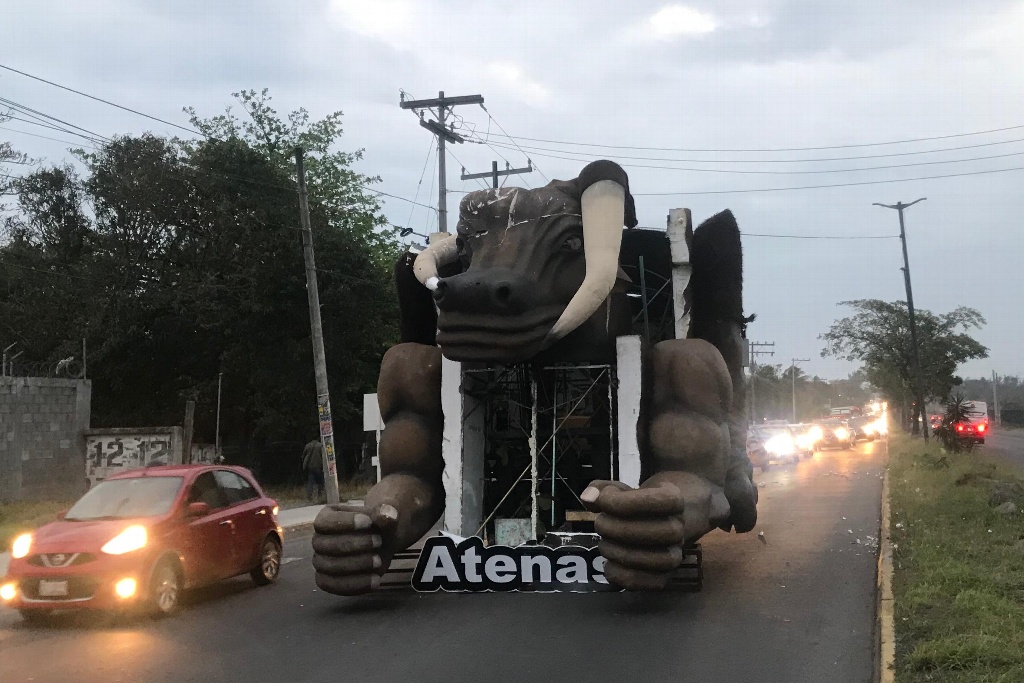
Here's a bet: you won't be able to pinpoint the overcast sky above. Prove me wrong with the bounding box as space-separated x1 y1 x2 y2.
3 0 1022 381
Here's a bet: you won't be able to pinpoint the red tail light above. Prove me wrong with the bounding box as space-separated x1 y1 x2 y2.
978 423 987 433
956 424 964 432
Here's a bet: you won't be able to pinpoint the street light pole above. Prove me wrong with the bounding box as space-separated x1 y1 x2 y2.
873 198 928 442
791 358 809 423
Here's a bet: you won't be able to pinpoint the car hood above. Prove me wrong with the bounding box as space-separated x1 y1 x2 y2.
30 518 148 553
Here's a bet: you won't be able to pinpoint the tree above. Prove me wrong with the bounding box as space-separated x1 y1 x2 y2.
819 299 988 432
0 91 402 482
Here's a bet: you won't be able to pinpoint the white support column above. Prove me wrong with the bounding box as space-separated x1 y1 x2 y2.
441 357 465 535
440 358 485 536
667 208 692 340
362 393 384 482
616 336 643 488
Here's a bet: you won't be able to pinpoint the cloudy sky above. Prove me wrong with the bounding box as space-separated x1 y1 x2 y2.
3 0 1023 381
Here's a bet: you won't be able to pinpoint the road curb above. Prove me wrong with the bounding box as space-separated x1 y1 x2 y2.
876 442 895 683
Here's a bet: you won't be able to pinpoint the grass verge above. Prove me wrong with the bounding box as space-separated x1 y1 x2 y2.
890 433 1024 682
1 500 73 553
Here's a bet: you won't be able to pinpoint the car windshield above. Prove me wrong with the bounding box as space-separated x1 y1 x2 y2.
66 476 184 521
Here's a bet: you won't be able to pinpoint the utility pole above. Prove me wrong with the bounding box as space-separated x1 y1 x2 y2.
461 160 533 189
791 358 810 423
874 198 928 442
183 400 195 464
215 372 223 460
1 343 14 378
400 91 484 233
748 341 775 424
992 370 1000 427
295 147 340 504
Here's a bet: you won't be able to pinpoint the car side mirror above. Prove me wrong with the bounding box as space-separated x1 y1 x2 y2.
187 501 211 518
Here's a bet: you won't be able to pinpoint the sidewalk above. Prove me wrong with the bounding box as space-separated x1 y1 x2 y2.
1 502 362 578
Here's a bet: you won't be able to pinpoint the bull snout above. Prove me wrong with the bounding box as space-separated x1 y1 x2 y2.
433 269 533 315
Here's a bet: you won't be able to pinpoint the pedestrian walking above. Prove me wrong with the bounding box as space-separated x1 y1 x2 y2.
302 437 325 502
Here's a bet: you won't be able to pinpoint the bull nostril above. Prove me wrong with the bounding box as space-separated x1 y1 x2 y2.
495 284 512 304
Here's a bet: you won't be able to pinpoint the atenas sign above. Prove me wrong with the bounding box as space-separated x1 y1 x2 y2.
411 535 616 593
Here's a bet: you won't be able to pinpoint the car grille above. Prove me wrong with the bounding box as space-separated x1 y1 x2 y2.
27 553 95 568
20 576 98 601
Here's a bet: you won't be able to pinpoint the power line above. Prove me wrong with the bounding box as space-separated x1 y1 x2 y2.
744 233 899 240
0 125 98 148
471 138 1024 175
469 122 1024 153
0 96 109 144
478 104 549 183
632 165 1024 195
0 63 203 137
474 135 1024 164
405 137 435 229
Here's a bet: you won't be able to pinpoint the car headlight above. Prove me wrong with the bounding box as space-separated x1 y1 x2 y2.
834 427 850 440
863 424 875 435
808 426 824 442
101 525 148 555
765 434 795 455
11 533 32 559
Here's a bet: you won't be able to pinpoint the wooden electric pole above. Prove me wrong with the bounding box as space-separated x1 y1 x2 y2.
295 147 340 504
400 91 484 232
874 198 928 442
791 358 810 423
461 160 533 189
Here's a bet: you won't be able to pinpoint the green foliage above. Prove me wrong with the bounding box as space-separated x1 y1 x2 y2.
819 299 988 421
934 394 978 453
890 435 1024 681
0 91 402 477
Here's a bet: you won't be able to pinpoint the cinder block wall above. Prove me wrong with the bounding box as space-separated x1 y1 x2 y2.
0 377 91 501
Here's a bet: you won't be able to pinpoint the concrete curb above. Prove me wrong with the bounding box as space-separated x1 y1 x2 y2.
876 441 895 683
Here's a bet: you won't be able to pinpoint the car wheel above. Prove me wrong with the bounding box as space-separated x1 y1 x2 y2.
250 536 282 586
149 558 183 618
19 609 54 625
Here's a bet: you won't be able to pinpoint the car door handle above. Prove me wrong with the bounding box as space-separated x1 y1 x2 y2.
256 509 267 515
220 520 234 526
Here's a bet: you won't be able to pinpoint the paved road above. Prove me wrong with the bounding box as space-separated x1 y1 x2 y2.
1 442 885 683
981 427 1024 468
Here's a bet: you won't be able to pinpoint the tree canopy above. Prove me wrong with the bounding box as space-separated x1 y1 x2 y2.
0 90 402 480
819 299 988 423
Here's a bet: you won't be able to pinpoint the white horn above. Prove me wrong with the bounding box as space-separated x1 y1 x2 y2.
546 180 625 342
413 234 459 291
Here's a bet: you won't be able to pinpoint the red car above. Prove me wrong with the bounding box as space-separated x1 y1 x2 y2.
1 465 282 622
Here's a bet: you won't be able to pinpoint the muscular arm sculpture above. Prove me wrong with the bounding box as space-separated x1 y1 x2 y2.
313 161 757 593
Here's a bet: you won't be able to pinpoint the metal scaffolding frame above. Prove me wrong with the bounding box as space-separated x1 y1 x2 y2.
463 362 616 543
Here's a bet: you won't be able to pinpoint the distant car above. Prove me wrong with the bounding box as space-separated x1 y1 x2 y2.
953 400 989 445
813 419 854 450
788 424 816 458
1 465 282 623
847 416 877 443
748 424 800 468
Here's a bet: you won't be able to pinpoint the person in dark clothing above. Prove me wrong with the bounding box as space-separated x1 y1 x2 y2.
302 439 325 502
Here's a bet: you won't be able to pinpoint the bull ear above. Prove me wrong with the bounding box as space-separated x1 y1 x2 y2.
545 180 625 343
413 234 459 290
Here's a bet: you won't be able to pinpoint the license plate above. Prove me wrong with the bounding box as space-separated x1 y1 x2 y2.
38 579 68 597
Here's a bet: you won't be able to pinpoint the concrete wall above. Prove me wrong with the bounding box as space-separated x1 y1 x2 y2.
0 377 91 501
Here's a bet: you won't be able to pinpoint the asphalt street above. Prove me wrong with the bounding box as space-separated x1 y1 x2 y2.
981 427 1024 468
1 442 886 683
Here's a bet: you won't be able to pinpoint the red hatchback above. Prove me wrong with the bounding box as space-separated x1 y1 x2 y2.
2 465 283 622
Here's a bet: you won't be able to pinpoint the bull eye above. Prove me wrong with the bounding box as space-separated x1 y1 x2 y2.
562 235 583 253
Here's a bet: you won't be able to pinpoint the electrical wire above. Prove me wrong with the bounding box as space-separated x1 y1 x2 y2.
446 146 490 191
405 137 435 229
473 135 1024 164
0 63 204 137
471 138 1024 175
743 233 899 240
632 165 1024 195
0 125 98 148
469 122 1024 153
479 104 548 183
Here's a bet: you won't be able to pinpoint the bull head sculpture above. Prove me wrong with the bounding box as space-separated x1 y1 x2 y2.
413 160 638 363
